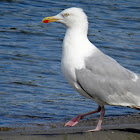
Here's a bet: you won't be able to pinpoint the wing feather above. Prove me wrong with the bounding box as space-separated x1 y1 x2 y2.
75 51 140 108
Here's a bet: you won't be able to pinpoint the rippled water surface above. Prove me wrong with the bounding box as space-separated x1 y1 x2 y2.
0 0 140 128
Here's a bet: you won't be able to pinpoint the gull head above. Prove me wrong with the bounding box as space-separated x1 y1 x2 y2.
42 7 88 29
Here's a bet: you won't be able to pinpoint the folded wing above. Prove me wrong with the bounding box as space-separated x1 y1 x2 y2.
75 51 140 109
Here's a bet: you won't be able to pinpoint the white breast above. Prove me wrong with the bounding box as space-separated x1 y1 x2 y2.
61 54 84 89
61 31 97 90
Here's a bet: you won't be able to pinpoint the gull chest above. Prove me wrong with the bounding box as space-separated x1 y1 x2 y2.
61 51 85 89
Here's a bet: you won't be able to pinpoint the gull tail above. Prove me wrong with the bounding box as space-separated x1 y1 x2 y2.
130 106 140 110
131 73 140 111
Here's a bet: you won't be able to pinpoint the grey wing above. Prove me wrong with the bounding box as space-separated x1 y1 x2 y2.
85 50 137 81
75 51 140 108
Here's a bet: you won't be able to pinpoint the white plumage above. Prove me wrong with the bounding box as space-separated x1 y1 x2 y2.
42 7 140 131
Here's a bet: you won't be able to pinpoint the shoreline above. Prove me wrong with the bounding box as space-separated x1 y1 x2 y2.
0 113 140 140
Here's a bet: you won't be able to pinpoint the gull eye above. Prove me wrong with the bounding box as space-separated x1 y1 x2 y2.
64 13 69 17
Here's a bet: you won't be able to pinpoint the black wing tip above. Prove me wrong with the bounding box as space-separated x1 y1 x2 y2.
130 106 140 110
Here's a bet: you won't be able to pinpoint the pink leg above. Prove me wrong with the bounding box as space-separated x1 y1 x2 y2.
65 106 101 127
88 106 105 131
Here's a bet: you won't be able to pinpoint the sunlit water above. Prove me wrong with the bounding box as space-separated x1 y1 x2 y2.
0 0 139 128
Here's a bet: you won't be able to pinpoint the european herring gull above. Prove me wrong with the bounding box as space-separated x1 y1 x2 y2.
42 7 140 131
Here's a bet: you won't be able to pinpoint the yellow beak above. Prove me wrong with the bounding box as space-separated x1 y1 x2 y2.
42 16 58 23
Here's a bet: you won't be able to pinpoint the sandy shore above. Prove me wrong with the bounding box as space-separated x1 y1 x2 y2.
0 113 140 140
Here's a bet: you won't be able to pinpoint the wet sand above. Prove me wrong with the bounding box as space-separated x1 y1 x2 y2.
0 113 140 140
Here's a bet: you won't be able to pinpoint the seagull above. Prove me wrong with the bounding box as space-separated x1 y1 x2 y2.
42 7 140 131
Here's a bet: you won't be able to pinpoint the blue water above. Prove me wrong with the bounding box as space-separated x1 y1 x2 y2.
0 0 139 128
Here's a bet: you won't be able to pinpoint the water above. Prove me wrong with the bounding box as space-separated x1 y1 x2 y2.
0 0 139 128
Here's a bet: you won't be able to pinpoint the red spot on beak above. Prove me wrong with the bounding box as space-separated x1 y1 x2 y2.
43 20 49 23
